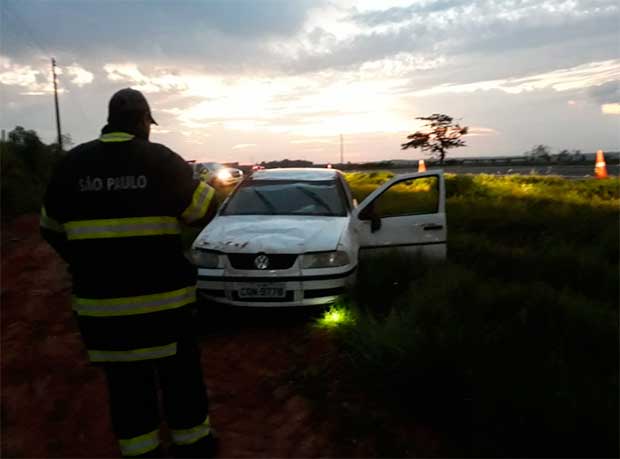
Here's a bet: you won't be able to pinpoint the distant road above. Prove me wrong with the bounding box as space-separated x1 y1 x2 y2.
357 164 620 179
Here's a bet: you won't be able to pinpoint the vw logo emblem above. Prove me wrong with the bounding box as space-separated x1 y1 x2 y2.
254 254 269 270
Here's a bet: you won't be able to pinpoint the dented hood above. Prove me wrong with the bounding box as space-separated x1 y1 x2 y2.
195 215 349 253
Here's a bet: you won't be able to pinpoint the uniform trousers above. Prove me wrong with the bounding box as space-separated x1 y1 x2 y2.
102 338 213 457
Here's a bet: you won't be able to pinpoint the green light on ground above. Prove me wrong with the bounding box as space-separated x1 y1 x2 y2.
317 305 354 329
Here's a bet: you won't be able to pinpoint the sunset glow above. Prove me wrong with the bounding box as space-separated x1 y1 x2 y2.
1 0 618 163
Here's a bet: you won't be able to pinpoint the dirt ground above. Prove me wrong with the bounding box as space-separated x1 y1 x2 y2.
1 214 440 458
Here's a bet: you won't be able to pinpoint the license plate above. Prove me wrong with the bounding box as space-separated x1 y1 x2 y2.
238 283 286 298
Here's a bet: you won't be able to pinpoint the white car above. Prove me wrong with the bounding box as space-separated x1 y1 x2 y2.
191 168 447 307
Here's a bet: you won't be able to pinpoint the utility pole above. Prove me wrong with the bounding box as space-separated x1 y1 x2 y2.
51 58 63 151
339 134 343 165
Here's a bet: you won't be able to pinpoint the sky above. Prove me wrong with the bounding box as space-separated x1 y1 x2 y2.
1 0 619 164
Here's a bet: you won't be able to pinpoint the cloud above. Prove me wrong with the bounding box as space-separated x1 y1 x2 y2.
282 0 620 75
359 53 446 77
290 138 338 145
232 143 258 150
466 127 499 137
350 0 619 28
64 64 94 86
151 127 171 134
2 1 619 162
3 0 320 71
588 81 620 105
0 61 39 85
601 103 620 115
0 56 94 95
0 56 51 94
112 61 413 137
4 0 619 81
103 63 188 93
412 60 620 96
350 0 468 27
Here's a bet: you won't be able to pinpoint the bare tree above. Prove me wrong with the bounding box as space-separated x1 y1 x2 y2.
401 114 468 164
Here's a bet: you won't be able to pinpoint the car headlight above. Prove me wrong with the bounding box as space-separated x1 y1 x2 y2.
191 249 222 268
217 169 232 181
302 251 350 269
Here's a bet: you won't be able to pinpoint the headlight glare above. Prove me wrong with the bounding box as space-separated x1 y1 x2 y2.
217 169 232 181
302 251 350 269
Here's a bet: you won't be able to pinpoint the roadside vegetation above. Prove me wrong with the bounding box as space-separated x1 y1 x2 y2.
312 172 619 457
1 127 64 218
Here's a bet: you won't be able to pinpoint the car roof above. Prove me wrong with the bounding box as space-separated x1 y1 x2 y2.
250 168 341 181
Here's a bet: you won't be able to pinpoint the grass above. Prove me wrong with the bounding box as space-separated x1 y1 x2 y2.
183 171 618 456
314 172 619 457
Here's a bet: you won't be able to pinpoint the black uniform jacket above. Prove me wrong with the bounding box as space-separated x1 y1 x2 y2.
40 128 217 362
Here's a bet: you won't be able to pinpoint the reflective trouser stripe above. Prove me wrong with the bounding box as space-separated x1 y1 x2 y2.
64 216 180 240
99 132 135 143
40 206 65 233
118 428 160 456
73 286 196 317
171 415 211 446
88 342 177 362
181 182 215 223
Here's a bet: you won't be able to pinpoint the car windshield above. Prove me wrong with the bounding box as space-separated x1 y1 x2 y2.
221 179 347 216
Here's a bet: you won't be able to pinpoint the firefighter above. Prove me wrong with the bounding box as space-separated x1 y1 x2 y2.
40 88 218 458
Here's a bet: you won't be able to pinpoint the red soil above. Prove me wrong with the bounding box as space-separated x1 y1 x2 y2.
1 214 440 458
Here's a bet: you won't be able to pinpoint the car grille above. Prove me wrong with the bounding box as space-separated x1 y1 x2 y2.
227 253 298 270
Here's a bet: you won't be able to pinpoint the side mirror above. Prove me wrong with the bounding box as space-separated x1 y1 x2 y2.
358 203 382 233
370 216 381 233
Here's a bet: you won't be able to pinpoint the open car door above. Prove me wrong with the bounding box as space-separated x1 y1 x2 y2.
354 170 447 260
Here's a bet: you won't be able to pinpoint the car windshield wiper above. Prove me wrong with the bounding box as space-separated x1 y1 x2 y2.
296 186 334 214
251 188 278 214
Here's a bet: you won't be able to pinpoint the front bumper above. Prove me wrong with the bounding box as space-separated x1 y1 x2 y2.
197 266 356 307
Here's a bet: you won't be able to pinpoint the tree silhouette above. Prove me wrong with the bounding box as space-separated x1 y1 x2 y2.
525 144 551 162
401 114 468 164
2 126 63 217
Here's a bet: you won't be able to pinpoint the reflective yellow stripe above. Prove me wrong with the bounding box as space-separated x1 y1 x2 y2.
99 132 135 143
181 182 215 223
171 415 211 446
40 206 65 233
119 428 160 456
73 286 196 317
89 342 177 363
64 216 180 240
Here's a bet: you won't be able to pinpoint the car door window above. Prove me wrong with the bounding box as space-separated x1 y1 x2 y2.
373 176 439 217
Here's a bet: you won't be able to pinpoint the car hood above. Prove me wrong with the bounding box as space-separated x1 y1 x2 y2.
196 215 349 254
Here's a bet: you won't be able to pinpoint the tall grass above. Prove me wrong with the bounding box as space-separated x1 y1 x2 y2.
319 173 619 457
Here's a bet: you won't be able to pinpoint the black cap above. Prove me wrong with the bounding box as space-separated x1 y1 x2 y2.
108 88 158 125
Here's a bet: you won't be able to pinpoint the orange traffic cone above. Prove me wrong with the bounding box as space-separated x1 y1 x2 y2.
595 150 608 179
418 159 427 172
